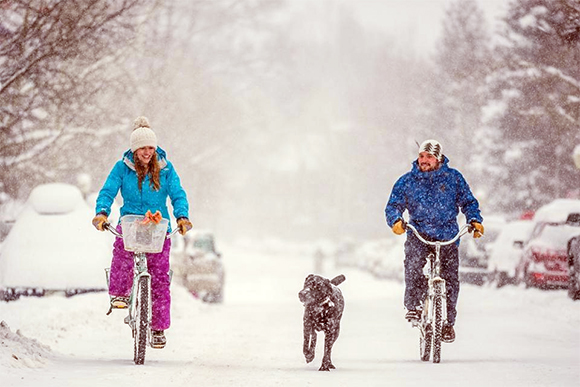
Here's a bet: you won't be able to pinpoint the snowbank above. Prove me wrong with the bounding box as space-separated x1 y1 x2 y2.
0 320 53 369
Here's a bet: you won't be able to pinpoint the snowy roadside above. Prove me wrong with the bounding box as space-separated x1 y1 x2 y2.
1 243 579 387
0 321 54 369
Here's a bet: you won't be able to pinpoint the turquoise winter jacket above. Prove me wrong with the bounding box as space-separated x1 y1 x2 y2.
385 156 482 241
95 148 189 231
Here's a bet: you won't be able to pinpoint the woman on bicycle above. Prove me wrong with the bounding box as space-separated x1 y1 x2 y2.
92 116 192 348
385 139 483 343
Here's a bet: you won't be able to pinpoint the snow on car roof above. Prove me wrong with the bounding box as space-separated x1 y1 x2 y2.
533 199 580 223
29 183 84 215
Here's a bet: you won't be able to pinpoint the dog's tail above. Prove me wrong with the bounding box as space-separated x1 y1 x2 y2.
330 274 346 286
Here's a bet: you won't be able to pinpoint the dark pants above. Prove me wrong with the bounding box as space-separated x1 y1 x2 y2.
404 232 460 326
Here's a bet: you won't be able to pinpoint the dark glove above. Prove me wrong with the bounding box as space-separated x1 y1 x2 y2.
471 222 484 238
177 217 193 235
392 219 406 235
92 213 108 231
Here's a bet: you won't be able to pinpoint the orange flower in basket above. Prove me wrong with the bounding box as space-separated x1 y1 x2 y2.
142 210 163 225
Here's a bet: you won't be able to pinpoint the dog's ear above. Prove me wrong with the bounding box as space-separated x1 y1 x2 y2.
330 274 345 286
304 274 315 286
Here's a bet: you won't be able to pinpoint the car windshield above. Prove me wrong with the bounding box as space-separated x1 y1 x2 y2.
533 223 580 248
193 237 215 252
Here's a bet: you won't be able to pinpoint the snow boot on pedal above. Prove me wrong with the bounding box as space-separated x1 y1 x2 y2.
151 330 166 349
405 309 421 322
442 324 455 343
106 296 129 315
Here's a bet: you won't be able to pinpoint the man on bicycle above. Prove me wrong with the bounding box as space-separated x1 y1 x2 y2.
385 139 483 343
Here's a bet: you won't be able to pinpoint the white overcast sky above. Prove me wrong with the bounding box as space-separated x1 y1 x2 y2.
347 0 509 53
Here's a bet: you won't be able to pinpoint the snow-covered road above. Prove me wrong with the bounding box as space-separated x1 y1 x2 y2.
2 244 579 387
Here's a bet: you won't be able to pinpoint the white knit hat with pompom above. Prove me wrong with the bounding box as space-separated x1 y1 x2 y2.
130 116 157 152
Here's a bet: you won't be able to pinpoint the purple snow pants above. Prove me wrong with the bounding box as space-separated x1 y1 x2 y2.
108 224 172 331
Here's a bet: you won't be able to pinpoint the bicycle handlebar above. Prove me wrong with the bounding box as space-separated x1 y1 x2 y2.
406 223 473 246
103 222 180 239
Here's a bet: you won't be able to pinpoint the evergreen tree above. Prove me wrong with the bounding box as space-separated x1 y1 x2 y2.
426 0 493 176
488 0 580 212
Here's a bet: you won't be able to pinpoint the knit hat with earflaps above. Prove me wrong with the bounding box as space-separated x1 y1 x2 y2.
419 139 443 161
130 116 157 152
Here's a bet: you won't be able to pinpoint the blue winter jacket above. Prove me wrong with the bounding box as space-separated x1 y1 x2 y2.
385 156 482 241
95 148 189 231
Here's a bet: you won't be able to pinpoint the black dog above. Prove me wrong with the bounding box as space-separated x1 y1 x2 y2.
298 274 346 371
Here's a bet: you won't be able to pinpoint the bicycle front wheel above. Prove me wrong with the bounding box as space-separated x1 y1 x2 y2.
420 323 432 361
432 294 443 364
133 276 150 365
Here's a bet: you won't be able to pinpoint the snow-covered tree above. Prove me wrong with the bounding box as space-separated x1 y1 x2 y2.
0 0 157 198
487 0 580 212
425 0 493 172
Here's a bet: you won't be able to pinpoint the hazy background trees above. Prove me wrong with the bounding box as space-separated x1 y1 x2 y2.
0 0 159 198
1 0 579 242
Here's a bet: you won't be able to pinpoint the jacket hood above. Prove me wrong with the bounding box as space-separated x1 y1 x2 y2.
122 147 168 171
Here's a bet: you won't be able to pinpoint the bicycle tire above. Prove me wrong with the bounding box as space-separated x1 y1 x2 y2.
134 276 150 365
432 294 443 364
420 323 432 361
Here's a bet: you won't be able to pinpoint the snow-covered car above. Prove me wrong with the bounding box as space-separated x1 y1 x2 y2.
0 183 113 301
356 238 404 282
172 230 224 303
514 199 580 290
458 216 505 286
532 199 580 224
487 220 534 287
516 221 578 289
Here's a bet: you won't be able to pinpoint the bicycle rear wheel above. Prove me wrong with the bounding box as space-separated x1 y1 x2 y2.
133 276 150 365
432 294 443 363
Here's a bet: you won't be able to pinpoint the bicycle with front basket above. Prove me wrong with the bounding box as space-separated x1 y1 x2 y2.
104 215 178 365
406 223 472 364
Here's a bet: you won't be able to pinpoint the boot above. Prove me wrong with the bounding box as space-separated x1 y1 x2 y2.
151 330 166 349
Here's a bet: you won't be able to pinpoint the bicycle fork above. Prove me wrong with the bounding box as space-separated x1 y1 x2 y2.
418 251 447 334
126 253 152 336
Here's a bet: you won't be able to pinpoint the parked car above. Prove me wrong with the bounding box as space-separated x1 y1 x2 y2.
356 238 404 282
172 230 224 303
0 183 112 301
516 222 577 289
565 213 580 300
487 220 534 287
458 216 505 285
514 199 580 290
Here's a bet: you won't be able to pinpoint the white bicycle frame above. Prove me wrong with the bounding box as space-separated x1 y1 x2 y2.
406 223 472 363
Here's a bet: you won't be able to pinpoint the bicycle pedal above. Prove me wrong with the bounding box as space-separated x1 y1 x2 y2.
151 343 166 349
110 297 129 309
